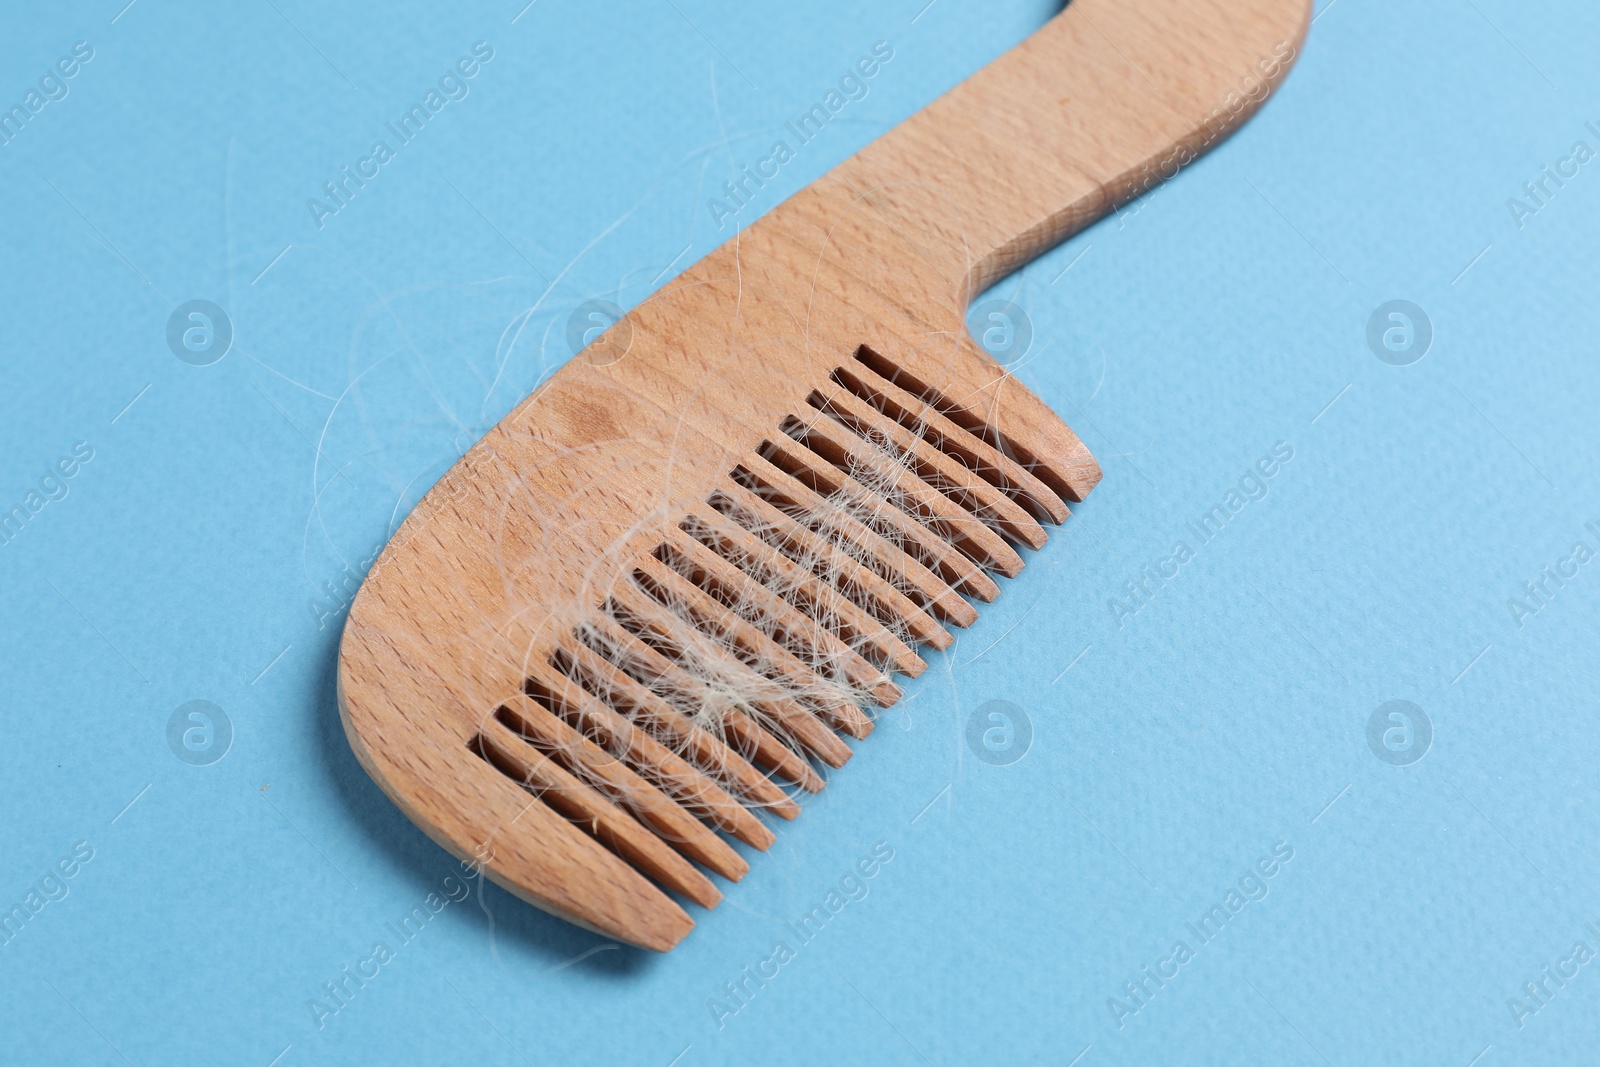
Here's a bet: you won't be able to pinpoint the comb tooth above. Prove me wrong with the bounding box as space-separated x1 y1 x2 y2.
662 526 896 719
754 437 1003 605
499 690 747 883
751 438 976 603
569 625 797 825
476 719 721 908
809 384 1050 550
630 556 857 769
682 504 927 679
798 688 875 740
519 665 762 873
461 732 693 950
740 448 990 621
659 530 888 703
711 484 953 652
722 708 827 794
851 344 1100 504
781 411 1028 576
554 640 778 850
604 588 829 794
840 357 1071 524
584 617 818 805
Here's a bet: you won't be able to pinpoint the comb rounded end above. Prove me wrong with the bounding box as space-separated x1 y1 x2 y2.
337 523 699 953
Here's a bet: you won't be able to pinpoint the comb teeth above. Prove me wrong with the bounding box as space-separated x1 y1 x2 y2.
462 350 1076 918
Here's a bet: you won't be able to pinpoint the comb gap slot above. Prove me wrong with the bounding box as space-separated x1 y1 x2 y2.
831 363 997 484
652 536 885 726
546 642 780 848
676 514 901 676
654 536 864 683
597 600 734 729
548 639 712 778
676 512 849 642
706 486 911 629
563 627 802 818
831 361 1067 525
469 727 721 908
629 563 848 737
516 678 635 779
806 389 1020 540
603 593 817 774
574 620 673 699
727 462 944 614
852 345 1073 501
468 729 629 863
778 413 1012 571
585 607 768 769
500 697 748 874
628 564 777 684
625 568 852 771
758 436 997 593
743 448 930 571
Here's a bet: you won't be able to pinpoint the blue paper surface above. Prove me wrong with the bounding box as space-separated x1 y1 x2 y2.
3 0 1599 1063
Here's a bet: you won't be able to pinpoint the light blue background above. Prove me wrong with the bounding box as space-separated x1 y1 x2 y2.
3 0 1598 1063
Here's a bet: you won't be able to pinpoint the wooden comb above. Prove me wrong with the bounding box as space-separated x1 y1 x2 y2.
338 0 1309 950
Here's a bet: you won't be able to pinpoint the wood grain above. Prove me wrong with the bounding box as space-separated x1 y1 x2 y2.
338 0 1310 951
